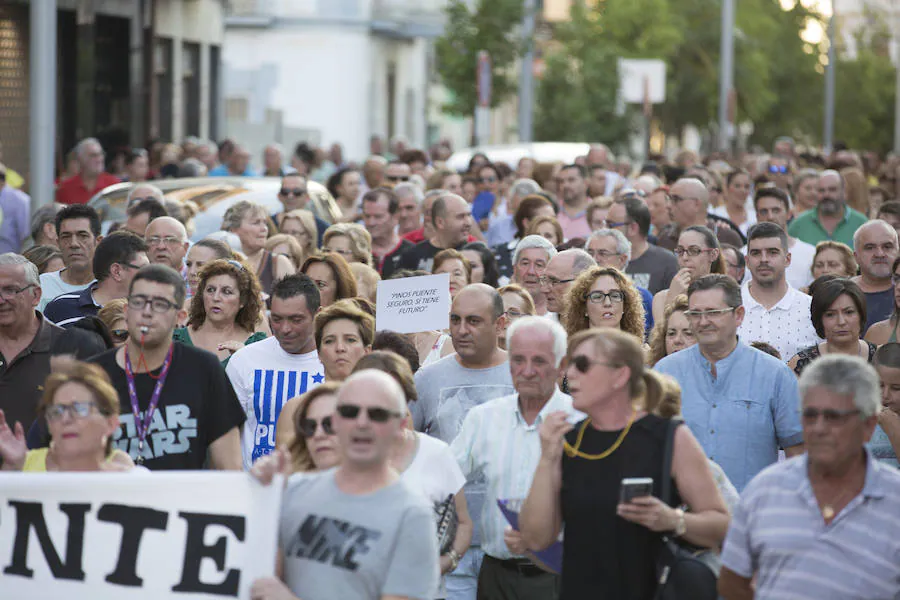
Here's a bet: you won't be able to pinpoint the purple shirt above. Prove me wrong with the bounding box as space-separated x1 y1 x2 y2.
0 185 30 253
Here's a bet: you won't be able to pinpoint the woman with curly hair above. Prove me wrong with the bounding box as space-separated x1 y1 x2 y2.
646 294 695 366
174 258 266 365
322 222 373 267
563 266 646 342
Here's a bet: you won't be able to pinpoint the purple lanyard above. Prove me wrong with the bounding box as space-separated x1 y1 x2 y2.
124 344 174 450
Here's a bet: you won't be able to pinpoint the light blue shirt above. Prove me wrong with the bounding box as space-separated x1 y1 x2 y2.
721 450 900 599
208 164 257 177
485 214 516 247
450 388 583 560
655 341 803 491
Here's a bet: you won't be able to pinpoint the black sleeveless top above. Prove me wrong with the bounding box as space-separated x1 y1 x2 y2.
560 414 681 600
792 341 877 376
257 250 275 296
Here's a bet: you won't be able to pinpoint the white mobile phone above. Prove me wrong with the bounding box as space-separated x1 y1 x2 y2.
619 477 654 504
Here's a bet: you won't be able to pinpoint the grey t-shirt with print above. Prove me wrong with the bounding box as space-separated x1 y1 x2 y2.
411 354 515 546
280 469 440 600
626 243 679 295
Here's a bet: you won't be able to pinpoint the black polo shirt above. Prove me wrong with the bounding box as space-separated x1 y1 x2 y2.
0 312 65 432
43 284 101 327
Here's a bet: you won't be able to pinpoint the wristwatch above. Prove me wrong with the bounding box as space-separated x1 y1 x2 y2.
673 508 687 537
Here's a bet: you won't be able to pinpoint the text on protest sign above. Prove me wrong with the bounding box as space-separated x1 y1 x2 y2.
376 273 450 334
0 471 281 600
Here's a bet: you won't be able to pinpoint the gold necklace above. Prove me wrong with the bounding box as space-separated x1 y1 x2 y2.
564 410 636 460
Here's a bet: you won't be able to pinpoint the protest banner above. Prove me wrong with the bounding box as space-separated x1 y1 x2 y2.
376 273 450 334
0 471 282 600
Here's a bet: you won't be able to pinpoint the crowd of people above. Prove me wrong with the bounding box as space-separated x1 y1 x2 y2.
1 133 900 599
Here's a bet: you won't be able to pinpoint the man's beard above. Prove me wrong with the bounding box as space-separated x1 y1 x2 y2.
819 197 841 216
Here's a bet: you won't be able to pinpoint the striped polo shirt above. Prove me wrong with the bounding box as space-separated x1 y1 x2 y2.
42 284 100 328
721 450 900 599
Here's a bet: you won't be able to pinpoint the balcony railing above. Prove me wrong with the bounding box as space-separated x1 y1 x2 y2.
371 0 446 38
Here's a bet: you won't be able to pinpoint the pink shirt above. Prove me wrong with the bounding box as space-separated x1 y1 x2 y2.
556 209 592 241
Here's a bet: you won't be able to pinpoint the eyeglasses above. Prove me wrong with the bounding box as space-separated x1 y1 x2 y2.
603 220 631 229
674 246 712 257
585 290 625 304
386 175 410 182
503 308 524 320
768 165 789 174
110 329 129 343
46 401 98 422
569 355 619 374
0 284 35 301
299 415 334 437
127 294 179 313
683 307 736 321
479 176 497 184
669 194 693 204
588 249 621 259
146 236 185 248
119 262 144 270
336 404 404 423
538 275 575 287
280 188 307 197
128 196 158 206
801 407 860 425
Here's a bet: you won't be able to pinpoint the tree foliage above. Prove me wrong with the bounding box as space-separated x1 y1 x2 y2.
434 0 524 117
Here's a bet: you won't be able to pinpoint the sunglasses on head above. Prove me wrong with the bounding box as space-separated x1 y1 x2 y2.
299 415 334 437
280 187 307 197
110 329 129 343
336 404 403 423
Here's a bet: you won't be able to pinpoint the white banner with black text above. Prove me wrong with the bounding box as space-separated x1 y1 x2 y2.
0 471 282 600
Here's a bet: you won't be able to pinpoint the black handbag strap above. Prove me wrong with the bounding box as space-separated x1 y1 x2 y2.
659 418 683 506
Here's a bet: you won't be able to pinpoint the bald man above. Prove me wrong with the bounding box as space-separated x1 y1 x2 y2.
397 193 472 272
851 219 900 331
541 248 596 316
788 169 868 249
656 177 743 251
144 217 190 271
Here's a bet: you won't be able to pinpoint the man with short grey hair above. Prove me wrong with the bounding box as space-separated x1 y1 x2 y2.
29 204 62 248
540 248 596 318
55 137 120 205
144 216 189 271
0 253 65 440
452 316 581 599
719 354 900 599
513 235 557 316
486 178 542 247
126 183 164 208
584 229 654 332
394 182 425 238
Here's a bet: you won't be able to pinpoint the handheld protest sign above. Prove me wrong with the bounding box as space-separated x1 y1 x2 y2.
376 273 450 334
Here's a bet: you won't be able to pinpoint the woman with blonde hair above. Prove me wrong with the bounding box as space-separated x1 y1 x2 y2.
265 233 306 270
223 200 294 295
278 209 318 260
322 223 373 267
314 300 375 382
98 298 129 346
283 382 342 472
432 248 471 299
174 259 266 364
520 328 729 599
0 360 136 472
646 295 695 366
563 266 645 341
841 166 870 216
526 215 564 247
301 252 358 308
350 262 380 304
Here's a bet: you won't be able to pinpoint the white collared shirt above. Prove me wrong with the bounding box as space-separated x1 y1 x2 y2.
450 388 584 559
738 282 822 361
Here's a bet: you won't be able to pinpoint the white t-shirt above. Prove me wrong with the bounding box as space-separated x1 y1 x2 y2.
401 432 466 597
38 269 91 311
225 337 324 470
742 238 816 291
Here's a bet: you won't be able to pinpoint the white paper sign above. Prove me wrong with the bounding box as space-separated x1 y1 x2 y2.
376 273 450 334
0 471 282 600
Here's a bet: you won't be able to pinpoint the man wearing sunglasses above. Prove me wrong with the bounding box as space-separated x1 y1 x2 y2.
384 161 412 188
765 155 792 191
655 274 804 492
252 369 440 600
91 264 244 470
273 173 330 247
413 284 515 599
44 231 149 327
719 354 900 600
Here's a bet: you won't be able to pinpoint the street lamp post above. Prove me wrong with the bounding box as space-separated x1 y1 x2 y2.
29 0 57 211
718 0 735 154
519 0 536 143
823 8 836 154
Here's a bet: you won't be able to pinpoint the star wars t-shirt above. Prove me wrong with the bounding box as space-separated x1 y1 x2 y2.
91 342 246 470
280 470 440 600
225 337 324 469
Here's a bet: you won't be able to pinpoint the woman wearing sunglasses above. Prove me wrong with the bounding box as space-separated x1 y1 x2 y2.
174 259 267 366
519 329 729 600
563 266 646 343
98 298 129 346
0 361 136 472
285 382 342 473
652 225 725 322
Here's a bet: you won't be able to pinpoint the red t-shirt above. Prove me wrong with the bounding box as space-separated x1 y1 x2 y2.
55 173 121 205
401 227 478 245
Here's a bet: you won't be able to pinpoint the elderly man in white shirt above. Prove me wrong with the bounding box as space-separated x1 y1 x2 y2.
451 316 582 600
738 221 821 360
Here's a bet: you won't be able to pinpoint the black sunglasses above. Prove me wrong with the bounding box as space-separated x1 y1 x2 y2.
386 175 410 182
110 329 129 343
569 355 619 374
280 187 307 197
336 404 403 423
299 416 334 437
